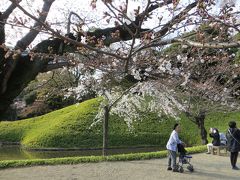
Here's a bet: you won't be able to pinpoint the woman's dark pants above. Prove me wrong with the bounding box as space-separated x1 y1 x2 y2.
230 152 239 168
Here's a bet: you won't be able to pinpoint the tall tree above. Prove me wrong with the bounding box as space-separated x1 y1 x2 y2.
0 0 240 118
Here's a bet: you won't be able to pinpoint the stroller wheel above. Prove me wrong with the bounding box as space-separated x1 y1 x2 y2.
179 167 184 173
187 165 194 172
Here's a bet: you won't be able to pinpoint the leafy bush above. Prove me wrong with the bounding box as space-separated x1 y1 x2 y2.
24 91 37 105
45 94 75 110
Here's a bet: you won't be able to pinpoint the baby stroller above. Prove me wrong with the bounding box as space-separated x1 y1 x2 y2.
176 144 194 173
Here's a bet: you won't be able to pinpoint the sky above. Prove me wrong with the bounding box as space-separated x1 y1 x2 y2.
0 0 240 47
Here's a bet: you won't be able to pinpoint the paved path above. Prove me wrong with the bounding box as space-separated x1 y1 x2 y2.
0 153 239 180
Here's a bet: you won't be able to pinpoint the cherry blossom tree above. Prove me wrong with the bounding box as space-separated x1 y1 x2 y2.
0 0 240 146
91 80 186 155
1 0 240 157
0 0 240 120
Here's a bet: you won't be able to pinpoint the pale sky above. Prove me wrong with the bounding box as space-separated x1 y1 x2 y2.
0 0 239 47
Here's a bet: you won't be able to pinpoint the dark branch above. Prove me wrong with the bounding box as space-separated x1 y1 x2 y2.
67 11 84 34
1 1 22 20
184 111 197 124
12 0 55 50
42 61 72 72
155 1 198 38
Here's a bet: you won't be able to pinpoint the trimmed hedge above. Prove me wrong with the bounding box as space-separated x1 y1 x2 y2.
0 145 206 169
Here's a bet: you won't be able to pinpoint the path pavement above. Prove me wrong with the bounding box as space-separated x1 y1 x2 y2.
0 153 239 180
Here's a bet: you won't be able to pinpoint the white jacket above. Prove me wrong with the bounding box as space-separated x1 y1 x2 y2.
166 130 182 152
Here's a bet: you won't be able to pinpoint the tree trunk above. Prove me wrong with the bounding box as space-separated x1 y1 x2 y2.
195 111 208 145
0 56 49 120
199 121 208 145
102 105 109 156
0 37 65 120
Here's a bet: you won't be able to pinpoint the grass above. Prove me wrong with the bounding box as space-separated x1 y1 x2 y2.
0 98 240 149
0 98 101 148
0 145 207 169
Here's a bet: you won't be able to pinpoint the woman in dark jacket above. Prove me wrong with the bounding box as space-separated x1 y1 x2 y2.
206 128 220 154
210 128 220 146
226 121 240 170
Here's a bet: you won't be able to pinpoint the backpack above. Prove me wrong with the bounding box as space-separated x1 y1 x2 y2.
219 132 227 145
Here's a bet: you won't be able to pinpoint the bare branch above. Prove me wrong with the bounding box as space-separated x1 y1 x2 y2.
67 11 84 34
105 3 135 37
134 35 240 55
176 38 240 48
109 83 137 109
154 1 198 38
1 0 22 20
12 0 55 50
42 61 71 72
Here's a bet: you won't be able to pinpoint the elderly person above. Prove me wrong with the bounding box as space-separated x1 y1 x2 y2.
226 121 240 170
166 123 184 172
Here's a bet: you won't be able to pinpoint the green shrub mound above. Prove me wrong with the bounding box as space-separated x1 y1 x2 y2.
0 98 101 148
0 98 240 149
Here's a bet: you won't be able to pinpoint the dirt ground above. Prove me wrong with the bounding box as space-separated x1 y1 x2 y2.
0 153 239 180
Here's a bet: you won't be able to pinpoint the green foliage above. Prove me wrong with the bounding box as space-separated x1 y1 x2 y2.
234 49 240 63
18 68 97 118
205 111 240 142
24 91 37 105
0 98 100 147
0 98 240 149
45 94 75 110
199 23 220 36
162 43 181 55
0 145 206 169
120 75 138 88
234 33 240 41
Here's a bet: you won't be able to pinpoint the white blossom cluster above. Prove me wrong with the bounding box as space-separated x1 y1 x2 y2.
92 81 186 129
64 84 89 100
63 64 99 101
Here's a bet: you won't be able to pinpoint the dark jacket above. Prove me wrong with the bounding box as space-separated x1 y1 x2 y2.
177 143 187 156
209 130 220 146
226 128 240 152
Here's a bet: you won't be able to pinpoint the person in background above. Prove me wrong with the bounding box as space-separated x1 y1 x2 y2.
226 121 240 170
206 127 220 154
166 123 185 172
219 132 227 146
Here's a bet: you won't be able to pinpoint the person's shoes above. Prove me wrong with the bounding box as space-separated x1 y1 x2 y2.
232 166 239 170
167 167 172 171
172 169 179 172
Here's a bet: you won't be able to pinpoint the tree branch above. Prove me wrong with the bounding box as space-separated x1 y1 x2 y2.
11 1 127 60
67 11 84 34
41 61 72 72
109 83 137 110
10 0 175 59
12 0 55 50
134 36 240 55
176 38 240 48
2 0 22 20
184 111 197 124
154 1 198 39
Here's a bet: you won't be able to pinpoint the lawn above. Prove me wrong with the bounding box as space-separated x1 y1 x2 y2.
0 98 239 148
